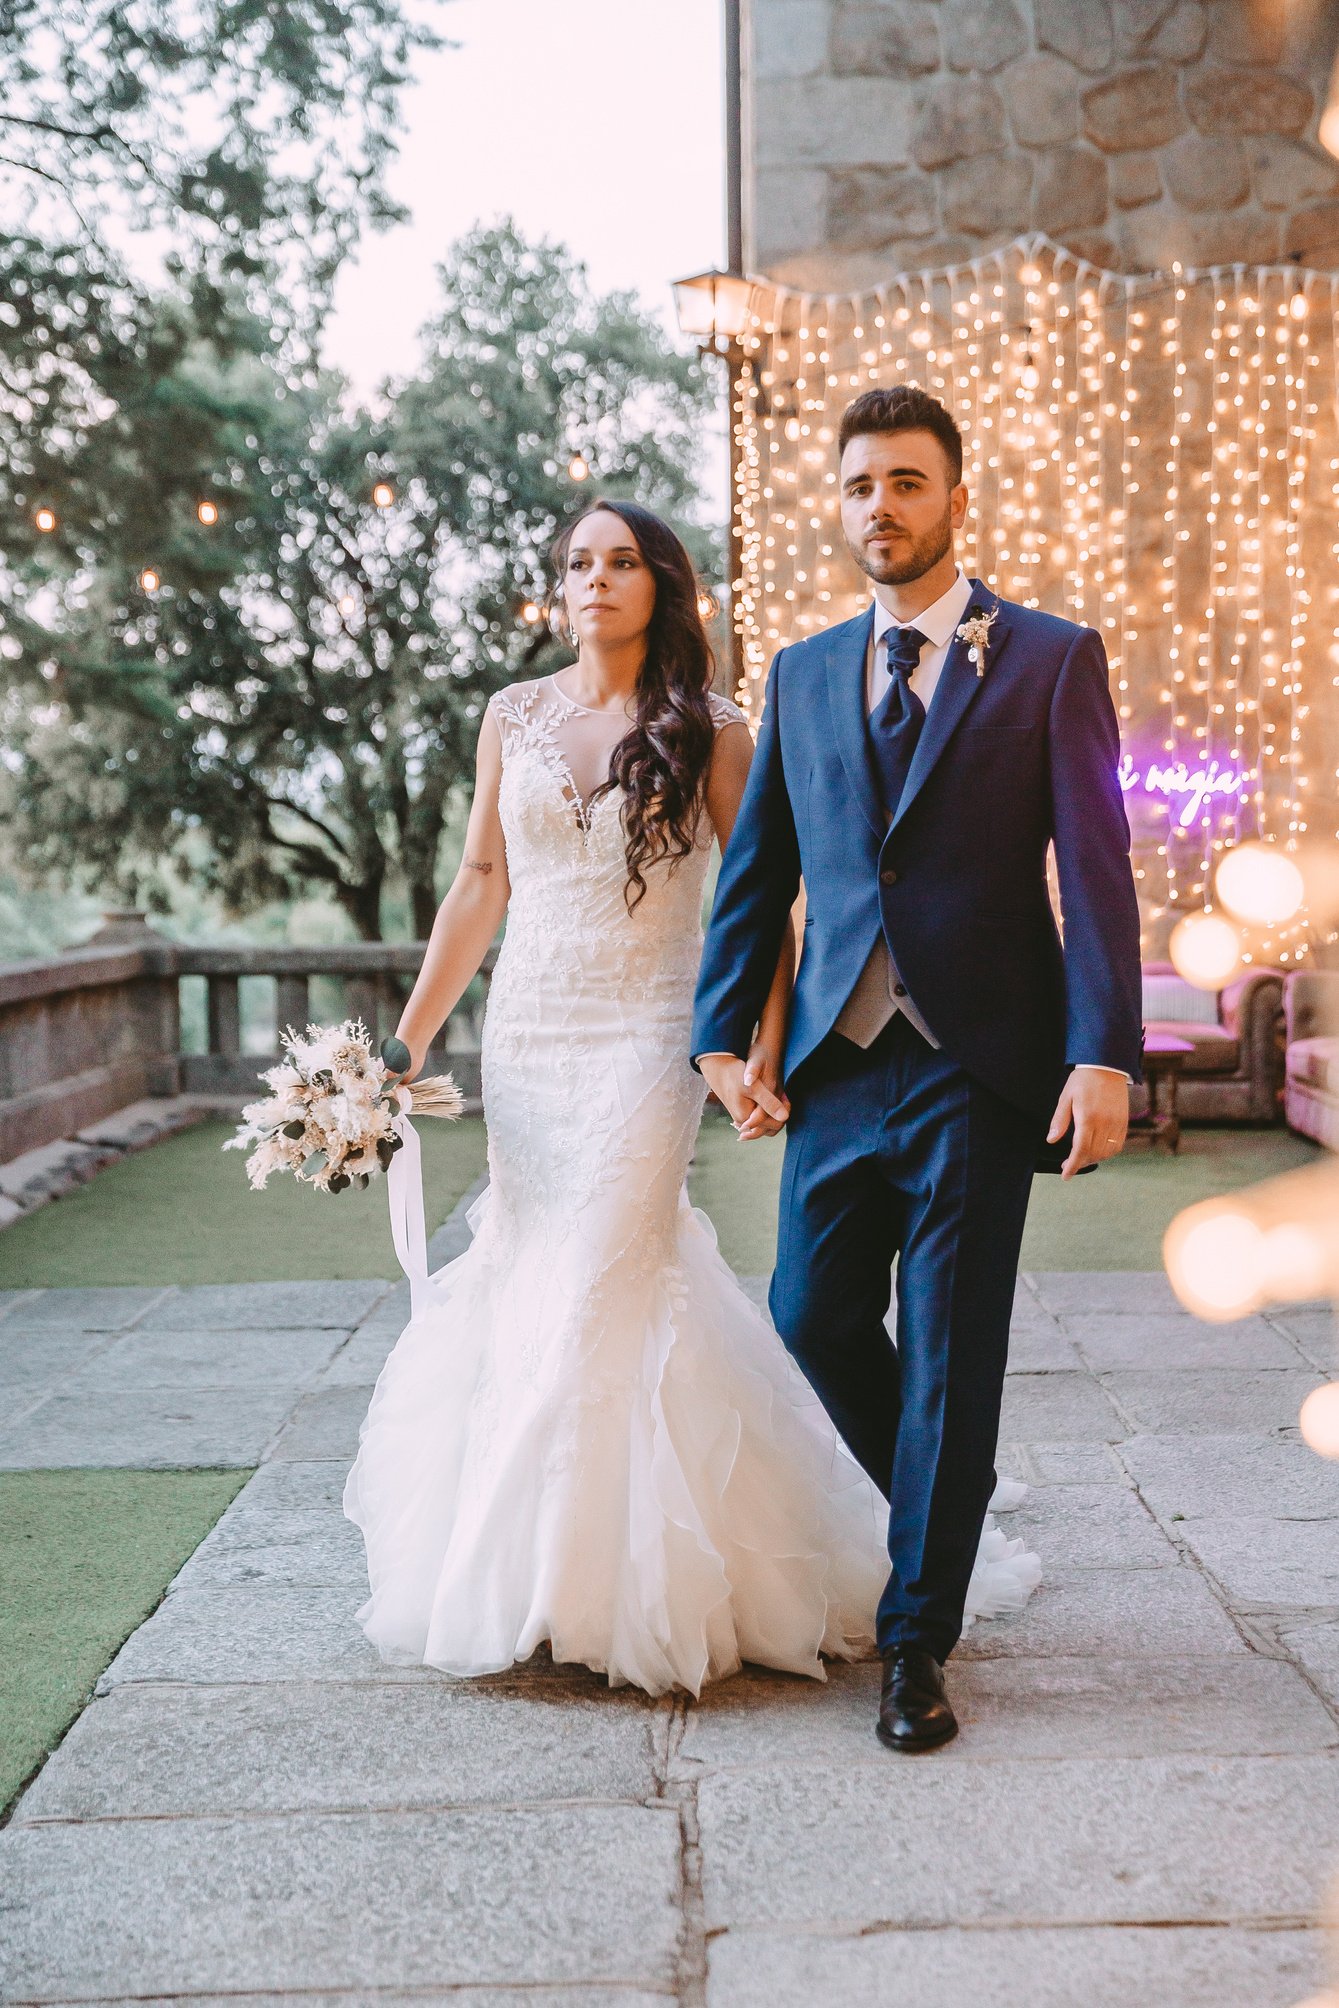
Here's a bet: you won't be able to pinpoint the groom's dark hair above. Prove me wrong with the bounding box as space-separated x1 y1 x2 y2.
838 385 963 486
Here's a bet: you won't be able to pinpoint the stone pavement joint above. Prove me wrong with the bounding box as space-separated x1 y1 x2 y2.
1 1239 1337 2003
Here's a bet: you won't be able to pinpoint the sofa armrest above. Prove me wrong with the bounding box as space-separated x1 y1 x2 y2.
1218 968 1283 1039
1285 970 1339 1045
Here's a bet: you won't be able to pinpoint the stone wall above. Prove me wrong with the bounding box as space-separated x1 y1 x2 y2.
747 0 1339 286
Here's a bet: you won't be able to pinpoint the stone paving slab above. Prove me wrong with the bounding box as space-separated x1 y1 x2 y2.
30 1992 669 2008
1029 1271 1188 1315
238 1457 350 1512
0 1284 172 1330
1003 1440 1128 1486
0 1804 684 1999
1174 1516 1339 1607
952 1563 1249 1661
997 1369 1126 1441
1002 1320 1085 1372
1121 1433 1339 1520
96 1585 399 1688
1065 1311 1304 1372
1269 1306 1339 1373
269 1386 372 1461
138 1280 390 1331
0 1326 116 1390
0 1385 299 1470
696 1753 1339 1931
315 1329 398 1387
1278 1617 1339 1711
171 1517 366 1590
704 1925 1327 2008
681 1655 1338 1768
17 1681 665 1822
65 1325 346 1391
1002 1482 1180 1570
1098 1367 1323 1436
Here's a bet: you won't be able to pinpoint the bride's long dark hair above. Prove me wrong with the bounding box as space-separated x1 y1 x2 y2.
549 498 717 911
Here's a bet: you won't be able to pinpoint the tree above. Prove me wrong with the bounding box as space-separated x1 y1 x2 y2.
1 224 718 940
0 0 443 594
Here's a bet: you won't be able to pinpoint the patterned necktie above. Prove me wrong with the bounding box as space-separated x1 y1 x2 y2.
869 625 927 816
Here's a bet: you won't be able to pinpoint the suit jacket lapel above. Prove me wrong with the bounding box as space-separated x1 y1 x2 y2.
824 606 884 839
891 581 1011 831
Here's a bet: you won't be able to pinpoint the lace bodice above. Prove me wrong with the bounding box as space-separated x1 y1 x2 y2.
488 675 746 996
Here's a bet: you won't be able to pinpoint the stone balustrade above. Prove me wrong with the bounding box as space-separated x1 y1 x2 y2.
0 912 492 1164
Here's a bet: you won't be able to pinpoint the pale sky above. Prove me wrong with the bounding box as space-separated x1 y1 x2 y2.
323 0 728 396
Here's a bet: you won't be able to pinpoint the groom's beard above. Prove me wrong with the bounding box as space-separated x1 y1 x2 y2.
847 503 953 587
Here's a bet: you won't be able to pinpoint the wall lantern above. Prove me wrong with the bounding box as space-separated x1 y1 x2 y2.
671 269 753 343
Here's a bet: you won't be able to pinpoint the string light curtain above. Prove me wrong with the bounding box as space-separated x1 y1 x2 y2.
730 232 1339 960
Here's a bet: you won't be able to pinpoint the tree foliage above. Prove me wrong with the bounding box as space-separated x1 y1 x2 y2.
2 225 717 939
0 0 443 586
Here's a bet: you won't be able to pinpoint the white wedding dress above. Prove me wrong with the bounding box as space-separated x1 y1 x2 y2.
343 674 1040 1696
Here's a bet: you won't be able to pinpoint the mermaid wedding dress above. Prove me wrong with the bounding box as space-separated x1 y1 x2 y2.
343 674 1040 1695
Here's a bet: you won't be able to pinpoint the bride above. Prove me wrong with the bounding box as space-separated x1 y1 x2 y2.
343 497 1039 1697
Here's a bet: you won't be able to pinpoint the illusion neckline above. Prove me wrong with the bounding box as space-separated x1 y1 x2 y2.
548 672 635 723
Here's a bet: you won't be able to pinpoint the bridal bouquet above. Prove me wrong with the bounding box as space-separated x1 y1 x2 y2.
224 1020 462 1195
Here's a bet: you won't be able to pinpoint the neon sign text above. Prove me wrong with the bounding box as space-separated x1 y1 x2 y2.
1117 754 1247 829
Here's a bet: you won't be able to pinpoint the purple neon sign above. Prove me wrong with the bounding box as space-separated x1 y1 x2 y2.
1117 753 1247 828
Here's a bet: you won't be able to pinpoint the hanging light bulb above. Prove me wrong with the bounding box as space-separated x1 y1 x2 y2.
371 481 394 509
1300 1383 1339 1459
1163 1202 1265 1320
139 567 160 593
567 452 591 482
1020 355 1041 392
1168 911 1244 989
34 506 56 533
337 592 358 618
520 601 542 625
196 500 219 526
1215 841 1306 926
697 590 720 621
1288 283 1309 322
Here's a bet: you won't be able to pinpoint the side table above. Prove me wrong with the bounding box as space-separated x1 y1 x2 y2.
1124 1032 1194 1153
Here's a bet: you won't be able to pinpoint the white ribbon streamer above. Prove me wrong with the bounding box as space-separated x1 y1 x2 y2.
385 1095 430 1316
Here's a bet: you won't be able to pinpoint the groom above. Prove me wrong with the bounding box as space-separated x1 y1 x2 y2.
693 385 1142 1752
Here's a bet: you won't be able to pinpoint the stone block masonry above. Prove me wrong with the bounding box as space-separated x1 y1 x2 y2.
747 0 1339 287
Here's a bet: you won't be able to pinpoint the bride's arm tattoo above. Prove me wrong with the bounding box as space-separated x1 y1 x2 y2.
463 856 494 874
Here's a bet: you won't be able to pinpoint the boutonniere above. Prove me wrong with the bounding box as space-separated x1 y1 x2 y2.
955 606 999 677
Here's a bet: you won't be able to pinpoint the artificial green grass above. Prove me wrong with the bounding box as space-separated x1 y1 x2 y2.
0 1105 1322 1291
688 1115 786 1275
0 1468 250 1815
0 1116 490 1289
1019 1126 1322 1271
688 1114 1322 1277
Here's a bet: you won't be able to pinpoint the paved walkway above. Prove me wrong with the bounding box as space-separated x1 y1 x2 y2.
2 1202 1338 2003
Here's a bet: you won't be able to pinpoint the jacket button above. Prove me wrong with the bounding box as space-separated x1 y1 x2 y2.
880 868 898 885
893 983 907 997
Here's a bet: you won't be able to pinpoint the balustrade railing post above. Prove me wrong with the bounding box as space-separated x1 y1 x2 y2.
344 975 382 1039
276 975 309 1036
207 974 241 1057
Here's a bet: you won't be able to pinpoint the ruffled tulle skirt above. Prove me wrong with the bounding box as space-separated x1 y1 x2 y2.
343 1185 1040 1697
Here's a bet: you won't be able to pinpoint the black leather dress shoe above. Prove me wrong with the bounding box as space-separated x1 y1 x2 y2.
877 1646 958 1753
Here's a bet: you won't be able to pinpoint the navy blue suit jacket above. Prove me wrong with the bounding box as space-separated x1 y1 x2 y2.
692 581 1144 1122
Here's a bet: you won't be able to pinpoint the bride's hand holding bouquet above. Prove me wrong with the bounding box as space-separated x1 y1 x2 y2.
224 1019 461 1197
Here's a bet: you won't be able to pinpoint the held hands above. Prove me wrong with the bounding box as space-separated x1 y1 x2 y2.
1047 1068 1130 1180
700 1045 791 1142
